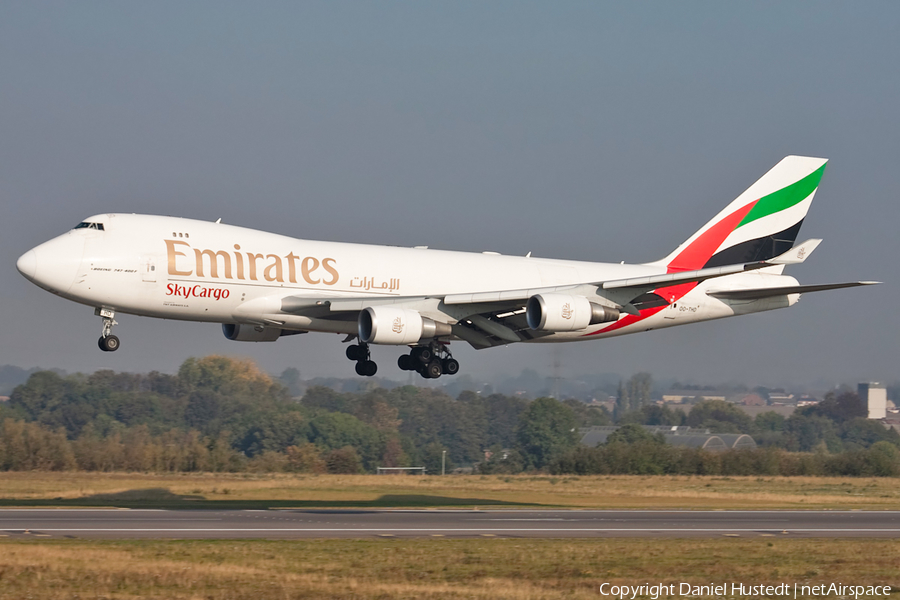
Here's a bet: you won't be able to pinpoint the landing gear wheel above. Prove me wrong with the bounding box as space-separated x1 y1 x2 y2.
441 358 459 375
404 342 457 377
423 360 443 379
99 335 120 352
355 360 377 377
414 347 434 364
346 344 363 361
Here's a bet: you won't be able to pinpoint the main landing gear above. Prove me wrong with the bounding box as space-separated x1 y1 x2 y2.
344 340 460 378
346 342 377 377
95 307 120 352
397 342 459 379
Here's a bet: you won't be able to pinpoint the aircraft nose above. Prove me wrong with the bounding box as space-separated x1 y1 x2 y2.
17 233 86 294
16 250 37 280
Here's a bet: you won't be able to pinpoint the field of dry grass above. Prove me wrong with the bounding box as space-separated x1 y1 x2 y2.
0 538 896 599
1 472 899 509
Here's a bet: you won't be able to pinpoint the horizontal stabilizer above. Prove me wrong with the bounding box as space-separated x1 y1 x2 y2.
708 281 880 301
766 238 821 265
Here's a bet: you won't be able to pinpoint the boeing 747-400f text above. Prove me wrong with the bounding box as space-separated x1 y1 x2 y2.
17 156 877 378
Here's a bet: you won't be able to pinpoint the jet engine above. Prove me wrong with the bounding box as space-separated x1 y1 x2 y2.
222 323 284 342
526 293 620 332
358 306 452 344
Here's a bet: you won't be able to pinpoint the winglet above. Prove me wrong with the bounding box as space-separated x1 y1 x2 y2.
765 239 822 265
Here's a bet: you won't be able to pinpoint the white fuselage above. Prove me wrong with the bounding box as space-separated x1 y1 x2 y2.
18 213 800 345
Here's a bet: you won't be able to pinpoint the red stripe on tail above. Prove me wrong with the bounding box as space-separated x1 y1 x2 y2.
666 201 756 273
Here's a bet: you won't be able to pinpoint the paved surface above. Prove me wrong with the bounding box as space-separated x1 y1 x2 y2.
1 509 899 539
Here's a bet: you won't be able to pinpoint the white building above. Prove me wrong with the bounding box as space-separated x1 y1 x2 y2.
859 382 887 420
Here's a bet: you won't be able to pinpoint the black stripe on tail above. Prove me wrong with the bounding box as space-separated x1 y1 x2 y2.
703 220 804 268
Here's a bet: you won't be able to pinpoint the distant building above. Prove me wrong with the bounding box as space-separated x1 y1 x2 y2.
796 394 820 405
0 396 8 402
717 433 758 450
740 393 766 406
579 426 756 452
767 392 795 405
737 404 796 418
859 382 887 420
662 390 728 403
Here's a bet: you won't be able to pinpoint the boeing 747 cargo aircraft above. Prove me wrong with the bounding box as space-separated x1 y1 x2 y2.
16 156 876 378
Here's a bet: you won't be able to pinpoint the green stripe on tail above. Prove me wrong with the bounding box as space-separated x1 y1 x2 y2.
738 163 826 228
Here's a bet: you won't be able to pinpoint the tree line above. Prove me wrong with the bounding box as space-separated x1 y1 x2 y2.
0 358 897 476
0 356 601 473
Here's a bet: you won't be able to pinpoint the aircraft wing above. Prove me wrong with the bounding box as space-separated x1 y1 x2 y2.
276 239 850 349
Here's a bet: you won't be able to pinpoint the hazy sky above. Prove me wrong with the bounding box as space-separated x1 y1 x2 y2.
2 2 897 387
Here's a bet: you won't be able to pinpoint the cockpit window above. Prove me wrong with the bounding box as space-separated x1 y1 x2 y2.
74 222 105 231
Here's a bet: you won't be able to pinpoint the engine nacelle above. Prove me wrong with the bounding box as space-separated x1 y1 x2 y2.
526 294 620 332
358 306 452 345
222 323 283 342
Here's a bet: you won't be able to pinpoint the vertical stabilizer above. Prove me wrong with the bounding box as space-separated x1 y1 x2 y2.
653 156 827 273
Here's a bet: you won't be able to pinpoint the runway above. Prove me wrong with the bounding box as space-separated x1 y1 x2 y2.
1 509 899 539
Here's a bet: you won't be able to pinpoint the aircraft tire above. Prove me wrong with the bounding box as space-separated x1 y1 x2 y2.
354 361 367 376
102 335 120 352
424 360 442 379
363 360 378 377
98 337 108 352
346 344 362 361
442 358 459 376
398 354 413 371
415 347 433 363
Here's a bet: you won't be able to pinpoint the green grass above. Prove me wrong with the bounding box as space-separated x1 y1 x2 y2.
0 538 896 599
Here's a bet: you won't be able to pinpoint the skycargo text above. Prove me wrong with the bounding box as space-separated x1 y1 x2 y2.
166 283 231 301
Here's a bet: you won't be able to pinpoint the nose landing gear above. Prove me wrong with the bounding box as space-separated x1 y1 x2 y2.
95 307 120 352
398 343 459 379
345 342 377 377
98 335 120 352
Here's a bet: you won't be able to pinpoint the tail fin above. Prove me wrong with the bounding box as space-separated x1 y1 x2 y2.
654 156 827 273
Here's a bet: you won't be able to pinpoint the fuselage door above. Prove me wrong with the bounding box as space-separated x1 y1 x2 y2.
141 257 157 283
